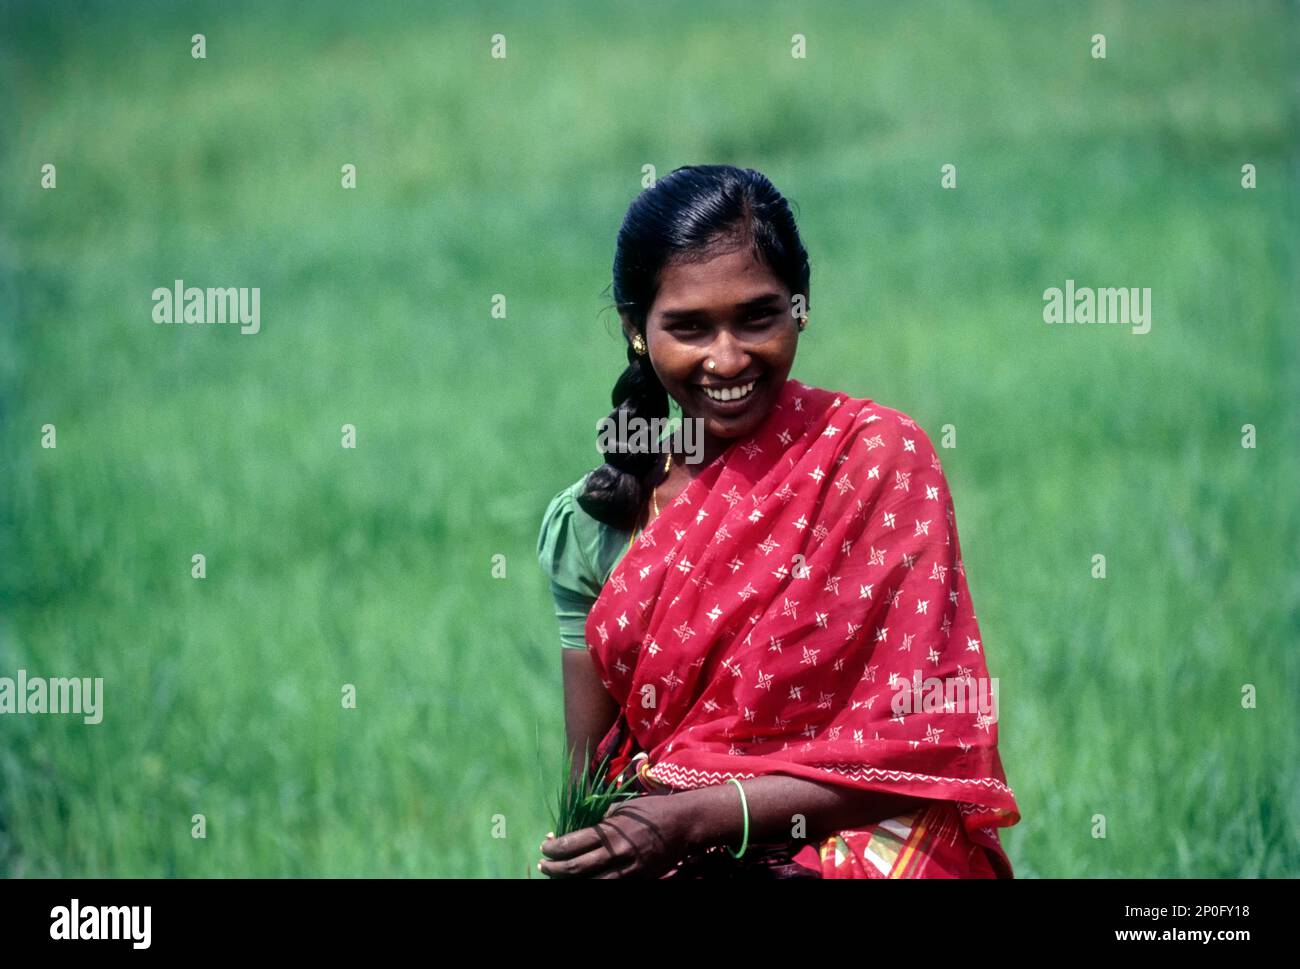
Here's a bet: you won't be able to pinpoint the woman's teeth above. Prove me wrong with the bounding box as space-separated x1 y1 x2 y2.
702 380 756 402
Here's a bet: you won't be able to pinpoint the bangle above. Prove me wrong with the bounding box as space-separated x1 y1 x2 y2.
725 777 749 859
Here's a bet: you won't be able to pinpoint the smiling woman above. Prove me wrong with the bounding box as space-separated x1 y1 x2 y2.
537 165 1019 879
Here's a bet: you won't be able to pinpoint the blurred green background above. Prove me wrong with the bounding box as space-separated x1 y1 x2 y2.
1 0 1296 877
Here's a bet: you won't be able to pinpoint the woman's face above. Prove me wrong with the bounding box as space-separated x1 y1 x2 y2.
627 245 800 451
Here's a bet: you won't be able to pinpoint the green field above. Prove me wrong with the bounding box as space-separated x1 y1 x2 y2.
1 0 1296 877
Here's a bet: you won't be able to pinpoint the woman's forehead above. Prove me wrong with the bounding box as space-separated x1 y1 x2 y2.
653 251 787 313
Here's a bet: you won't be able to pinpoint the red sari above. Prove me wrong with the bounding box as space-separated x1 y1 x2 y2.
585 378 1020 878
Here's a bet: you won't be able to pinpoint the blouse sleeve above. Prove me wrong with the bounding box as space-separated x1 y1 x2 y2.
536 479 604 650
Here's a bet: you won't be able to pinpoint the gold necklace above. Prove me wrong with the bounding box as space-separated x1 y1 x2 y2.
650 449 673 520
628 450 675 552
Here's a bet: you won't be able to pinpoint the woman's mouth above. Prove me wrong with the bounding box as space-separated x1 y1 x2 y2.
696 375 763 413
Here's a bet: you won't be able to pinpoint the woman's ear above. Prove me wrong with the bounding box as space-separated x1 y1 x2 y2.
619 312 640 345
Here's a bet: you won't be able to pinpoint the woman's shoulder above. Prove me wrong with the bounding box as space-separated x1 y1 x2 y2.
808 384 945 473
798 380 911 431
536 471 629 597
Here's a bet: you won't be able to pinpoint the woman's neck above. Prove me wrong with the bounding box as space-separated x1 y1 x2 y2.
683 432 733 477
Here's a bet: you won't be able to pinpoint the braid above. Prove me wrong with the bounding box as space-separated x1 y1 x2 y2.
576 340 670 531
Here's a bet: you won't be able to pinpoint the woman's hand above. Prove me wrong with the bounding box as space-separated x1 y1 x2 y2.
539 794 693 879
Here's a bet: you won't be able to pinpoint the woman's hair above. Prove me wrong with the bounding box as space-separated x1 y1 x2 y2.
577 164 811 531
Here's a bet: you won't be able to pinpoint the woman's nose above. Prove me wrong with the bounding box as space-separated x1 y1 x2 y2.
706 332 750 376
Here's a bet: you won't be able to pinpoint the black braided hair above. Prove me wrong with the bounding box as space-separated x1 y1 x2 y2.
575 342 670 532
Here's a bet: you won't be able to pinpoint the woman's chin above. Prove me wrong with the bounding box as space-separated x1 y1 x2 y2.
682 383 783 440
711 411 768 438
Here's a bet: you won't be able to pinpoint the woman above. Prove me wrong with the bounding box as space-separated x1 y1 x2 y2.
537 165 1019 879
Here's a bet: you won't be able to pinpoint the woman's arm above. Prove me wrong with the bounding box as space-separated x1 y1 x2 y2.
671 774 927 851
562 649 620 785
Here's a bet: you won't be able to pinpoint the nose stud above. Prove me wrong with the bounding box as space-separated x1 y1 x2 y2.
707 360 716 370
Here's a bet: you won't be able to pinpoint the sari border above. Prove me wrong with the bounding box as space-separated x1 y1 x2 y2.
645 760 1016 798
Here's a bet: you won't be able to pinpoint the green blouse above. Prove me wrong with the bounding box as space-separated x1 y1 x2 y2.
536 471 635 649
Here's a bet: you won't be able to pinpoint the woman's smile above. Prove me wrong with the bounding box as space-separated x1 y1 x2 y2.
694 373 766 415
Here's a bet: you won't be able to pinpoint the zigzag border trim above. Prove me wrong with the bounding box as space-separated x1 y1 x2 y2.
647 760 1015 798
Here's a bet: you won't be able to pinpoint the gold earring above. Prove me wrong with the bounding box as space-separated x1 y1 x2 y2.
798 314 808 331
631 333 647 355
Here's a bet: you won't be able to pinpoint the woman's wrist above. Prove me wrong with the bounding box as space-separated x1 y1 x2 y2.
666 774 923 854
671 783 749 853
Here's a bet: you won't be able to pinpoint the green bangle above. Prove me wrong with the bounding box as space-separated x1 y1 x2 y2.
725 777 749 859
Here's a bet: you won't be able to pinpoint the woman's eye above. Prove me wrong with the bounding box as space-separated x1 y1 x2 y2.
746 311 778 326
